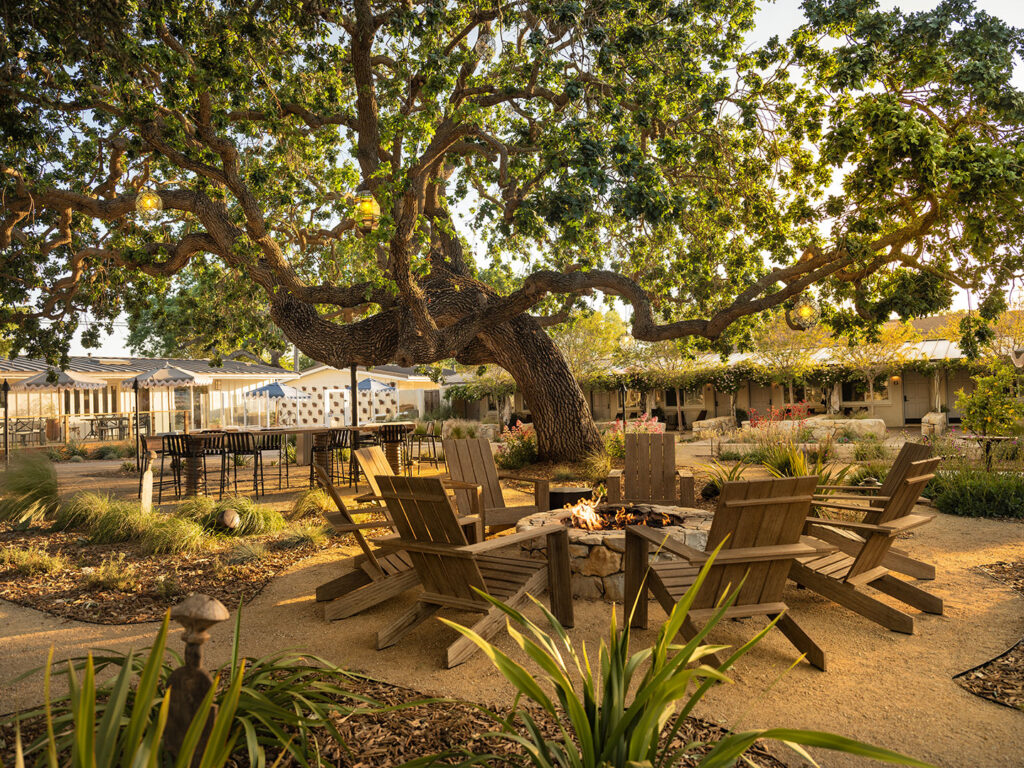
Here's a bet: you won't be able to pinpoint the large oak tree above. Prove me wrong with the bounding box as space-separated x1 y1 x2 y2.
2 0 1024 459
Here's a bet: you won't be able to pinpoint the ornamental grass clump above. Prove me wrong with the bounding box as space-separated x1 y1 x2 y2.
288 488 334 520
443 553 935 768
53 492 115 531
0 452 60 524
87 500 153 544
138 515 212 555
1 544 67 575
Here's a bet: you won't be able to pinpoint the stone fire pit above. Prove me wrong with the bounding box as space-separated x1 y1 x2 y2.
515 505 713 602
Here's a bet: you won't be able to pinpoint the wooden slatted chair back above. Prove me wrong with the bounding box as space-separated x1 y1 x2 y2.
694 475 818 612
376 475 488 603
355 446 395 498
443 437 505 517
845 457 940 581
864 441 932 516
313 464 386 577
622 432 678 504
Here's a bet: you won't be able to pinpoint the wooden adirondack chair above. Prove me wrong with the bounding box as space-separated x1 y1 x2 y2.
606 432 695 506
792 458 943 634
313 465 422 621
624 475 831 670
814 441 935 580
374 475 573 668
443 437 550 532
355 445 485 531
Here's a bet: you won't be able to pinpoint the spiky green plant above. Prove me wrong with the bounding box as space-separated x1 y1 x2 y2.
442 554 935 768
6 609 377 768
3 613 243 768
173 495 218 523
0 452 60 524
224 540 268 565
700 460 750 499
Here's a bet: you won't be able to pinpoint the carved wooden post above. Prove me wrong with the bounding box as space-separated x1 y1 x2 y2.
164 594 230 760
140 450 156 513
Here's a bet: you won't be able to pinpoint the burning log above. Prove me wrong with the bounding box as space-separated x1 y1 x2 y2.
566 498 678 531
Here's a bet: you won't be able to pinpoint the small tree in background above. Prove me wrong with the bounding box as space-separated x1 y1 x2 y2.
836 323 923 418
753 315 829 408
956 365 1024 469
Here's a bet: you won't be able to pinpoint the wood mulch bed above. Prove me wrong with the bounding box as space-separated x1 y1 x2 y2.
955 560 1024 711
0 522 380 625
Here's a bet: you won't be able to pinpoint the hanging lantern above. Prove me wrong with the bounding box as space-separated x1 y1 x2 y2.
135 187 163 218
353 188 380 233
789 295 820 330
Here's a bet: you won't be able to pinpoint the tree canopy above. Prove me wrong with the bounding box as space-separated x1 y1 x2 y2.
3 0 1024 458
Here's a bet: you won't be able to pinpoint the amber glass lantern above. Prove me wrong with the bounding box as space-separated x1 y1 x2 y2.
353 188 380 233
135 187 163 218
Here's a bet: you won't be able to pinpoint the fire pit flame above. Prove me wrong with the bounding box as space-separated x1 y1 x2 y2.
566 497 675 531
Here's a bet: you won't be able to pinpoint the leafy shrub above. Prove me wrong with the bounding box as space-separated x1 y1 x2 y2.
551 467 577 483
84 553 140 592
1 544 66 575
854 441 891 461
928 469 1024 518
0 452 60 524
289 488 334 520
604 414 664 459
494 421 539 470
64 439 89 458
449 424 465 439
6 611 371 768
68 455 85 463
119 460 136 473
445 563 933 768
138 516 211 555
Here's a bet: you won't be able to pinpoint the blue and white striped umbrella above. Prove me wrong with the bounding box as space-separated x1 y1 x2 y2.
242 382 311 400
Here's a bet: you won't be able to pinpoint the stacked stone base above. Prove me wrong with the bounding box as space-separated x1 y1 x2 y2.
516 508 713 602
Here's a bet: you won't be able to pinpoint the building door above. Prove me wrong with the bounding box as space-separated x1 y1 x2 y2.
946 370 974 423
902 371 931 423
747 383 772 420
424 390 440 415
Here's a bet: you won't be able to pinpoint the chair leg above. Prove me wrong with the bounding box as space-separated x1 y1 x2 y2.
771 612 826 670
377 601 440 650
446 605 509 668
325 569 420 620
882 549 936 580
870 574 943 615
790 563 915 634
624 531 650 630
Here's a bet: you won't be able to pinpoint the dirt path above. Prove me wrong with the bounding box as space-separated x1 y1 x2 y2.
2 457 1023 766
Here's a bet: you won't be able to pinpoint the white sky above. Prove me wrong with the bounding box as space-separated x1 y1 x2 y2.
69 0 1024 356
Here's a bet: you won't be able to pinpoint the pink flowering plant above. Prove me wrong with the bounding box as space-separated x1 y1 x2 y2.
605 413 665 458
495 420 539 469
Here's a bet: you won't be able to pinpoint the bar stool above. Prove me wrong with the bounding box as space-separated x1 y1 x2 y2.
224 432 262 496
138 435 177 501
378 423 412 476
408 420 441 474
158 434 188 502
256 431 290 490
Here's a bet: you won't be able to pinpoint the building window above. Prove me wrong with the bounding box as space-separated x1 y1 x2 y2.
842 380 889 403
665 388 678 407
682 388 704 407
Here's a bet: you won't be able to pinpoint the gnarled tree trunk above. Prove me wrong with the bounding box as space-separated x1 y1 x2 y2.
478 314 602 461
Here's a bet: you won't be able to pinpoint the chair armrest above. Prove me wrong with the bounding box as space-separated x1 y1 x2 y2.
625 525 705 561
812 494 890 502
463 522 568 554
881 513 935 534
810 500 883 515
442 479 483 490
607 469 623 478
686 540 838 565
497 472 546 486
331 521 391 533
817 484 881 493
805 519 897 537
